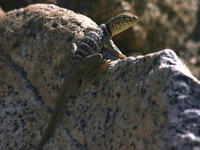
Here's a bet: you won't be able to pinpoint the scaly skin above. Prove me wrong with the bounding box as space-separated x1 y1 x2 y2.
37 12 138 150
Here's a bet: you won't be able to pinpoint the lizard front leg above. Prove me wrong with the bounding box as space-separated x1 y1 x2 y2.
103 37 126 59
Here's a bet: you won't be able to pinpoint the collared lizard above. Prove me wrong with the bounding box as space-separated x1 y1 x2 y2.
37 12 139 150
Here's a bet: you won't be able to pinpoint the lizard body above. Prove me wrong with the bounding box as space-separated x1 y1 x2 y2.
37 12 138 150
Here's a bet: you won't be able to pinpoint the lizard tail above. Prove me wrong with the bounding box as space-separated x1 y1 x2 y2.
37 70 77 150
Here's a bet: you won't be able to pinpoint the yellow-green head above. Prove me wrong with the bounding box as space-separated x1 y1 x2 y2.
106 12 139 37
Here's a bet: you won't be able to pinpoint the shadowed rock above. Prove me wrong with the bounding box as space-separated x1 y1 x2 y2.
0 4 200 150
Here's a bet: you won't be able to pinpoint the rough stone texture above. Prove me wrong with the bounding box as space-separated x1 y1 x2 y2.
61 0 200 80
1 0 200 80
0 4 97 149
1 4 200 150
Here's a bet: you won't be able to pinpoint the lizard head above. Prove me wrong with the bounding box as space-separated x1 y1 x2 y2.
106 12 139 37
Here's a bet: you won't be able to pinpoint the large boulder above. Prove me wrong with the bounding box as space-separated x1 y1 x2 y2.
0 4 200 150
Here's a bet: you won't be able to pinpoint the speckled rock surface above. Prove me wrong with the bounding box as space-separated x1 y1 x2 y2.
1 4 200 150
1 0 200 80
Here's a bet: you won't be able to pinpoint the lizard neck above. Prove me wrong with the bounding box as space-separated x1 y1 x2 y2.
99 24 112 39
105 23 113 38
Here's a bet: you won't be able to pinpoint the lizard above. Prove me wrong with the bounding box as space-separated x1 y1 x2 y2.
37 12 139 150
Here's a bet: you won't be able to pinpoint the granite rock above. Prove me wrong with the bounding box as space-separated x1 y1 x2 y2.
0 4 200 150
